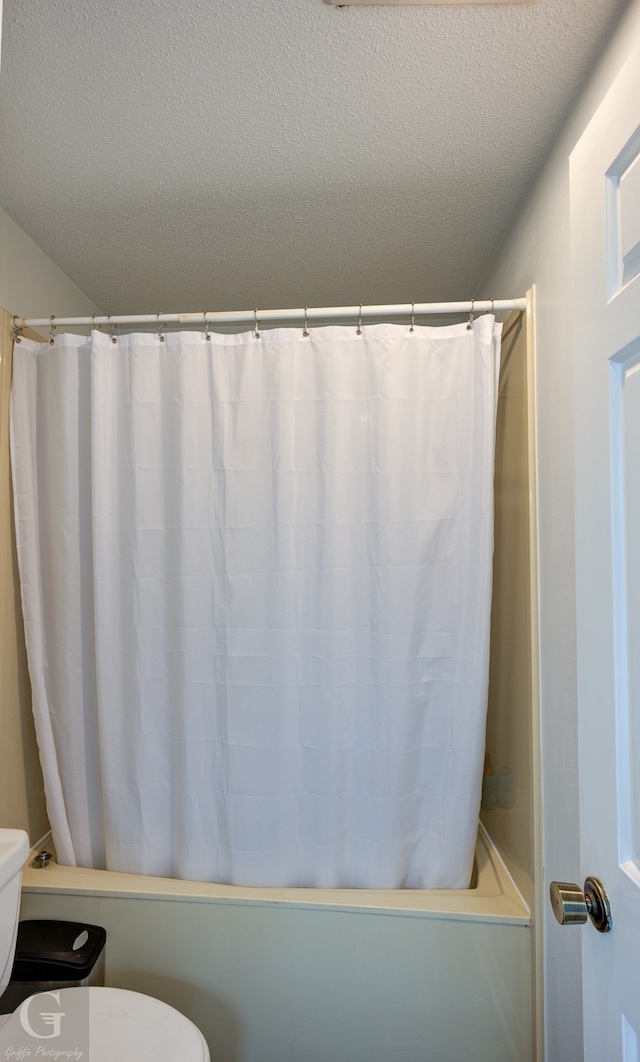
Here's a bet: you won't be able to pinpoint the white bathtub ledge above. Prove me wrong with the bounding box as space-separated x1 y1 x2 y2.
22 824 530 926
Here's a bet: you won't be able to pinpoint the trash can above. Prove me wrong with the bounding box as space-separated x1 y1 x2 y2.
0 920 106 1013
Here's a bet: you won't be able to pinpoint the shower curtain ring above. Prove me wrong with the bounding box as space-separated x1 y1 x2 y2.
49 316 56 345
12 316 23 344
410 302 415 333
203 312 211 341
357 305 362 336
484 298 495 316
156 312 165 343
107 314 117 344
466 299 475 331
254 309 261 339
303 306 310 338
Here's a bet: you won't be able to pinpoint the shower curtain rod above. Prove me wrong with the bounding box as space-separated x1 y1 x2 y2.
13 298 527 332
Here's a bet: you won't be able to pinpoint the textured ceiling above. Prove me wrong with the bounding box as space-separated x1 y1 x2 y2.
0 0 625 315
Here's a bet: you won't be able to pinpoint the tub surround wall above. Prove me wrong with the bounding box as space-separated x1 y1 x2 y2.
483 302 538 914
0 309 48 841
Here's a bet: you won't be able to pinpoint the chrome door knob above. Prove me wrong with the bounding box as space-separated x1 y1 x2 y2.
550 877 612 933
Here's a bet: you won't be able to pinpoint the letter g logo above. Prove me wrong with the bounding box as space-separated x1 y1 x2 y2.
19 990 65 1039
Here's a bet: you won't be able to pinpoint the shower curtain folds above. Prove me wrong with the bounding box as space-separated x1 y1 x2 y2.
10 317 501 889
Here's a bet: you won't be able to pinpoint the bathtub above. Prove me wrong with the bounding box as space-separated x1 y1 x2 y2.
19 823 531 1062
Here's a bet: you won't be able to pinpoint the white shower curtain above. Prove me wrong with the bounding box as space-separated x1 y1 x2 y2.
11 316 500 889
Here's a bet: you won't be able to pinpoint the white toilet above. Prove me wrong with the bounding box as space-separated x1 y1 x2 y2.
0 829 210 1061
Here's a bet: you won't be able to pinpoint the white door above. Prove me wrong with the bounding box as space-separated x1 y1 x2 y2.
570 35 640 1061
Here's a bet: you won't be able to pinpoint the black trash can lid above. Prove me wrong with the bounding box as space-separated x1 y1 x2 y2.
12 920 106 981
